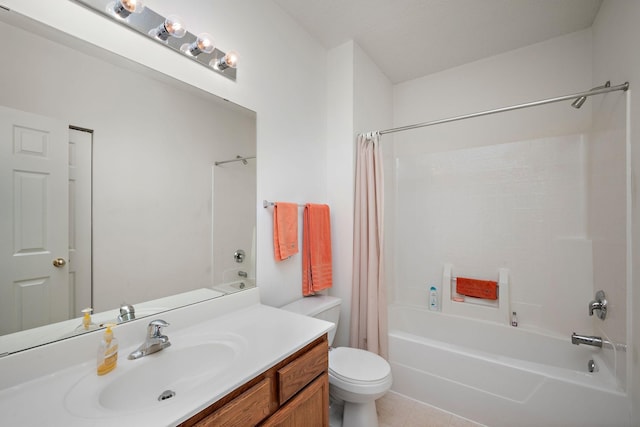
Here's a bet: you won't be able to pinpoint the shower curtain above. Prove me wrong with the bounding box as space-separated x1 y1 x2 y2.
350 132 388 359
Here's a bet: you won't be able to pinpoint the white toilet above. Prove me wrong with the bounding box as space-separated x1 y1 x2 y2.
280 295 392 427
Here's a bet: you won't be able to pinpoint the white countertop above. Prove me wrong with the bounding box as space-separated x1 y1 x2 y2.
0 288 332 426
0 287 226 355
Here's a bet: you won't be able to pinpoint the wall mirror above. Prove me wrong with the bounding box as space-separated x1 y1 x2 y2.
0 8 256 355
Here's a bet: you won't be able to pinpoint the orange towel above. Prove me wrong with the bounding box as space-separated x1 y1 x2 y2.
456 277 498 300
302 204 332 296
273 202 299 261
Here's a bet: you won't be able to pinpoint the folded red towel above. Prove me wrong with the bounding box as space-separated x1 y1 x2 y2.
456 277 498 300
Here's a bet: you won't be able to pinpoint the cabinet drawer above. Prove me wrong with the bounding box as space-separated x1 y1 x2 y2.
196 377 272 427
277 340 328 405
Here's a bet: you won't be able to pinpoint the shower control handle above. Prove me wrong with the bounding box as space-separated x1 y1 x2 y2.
588 290 607 320
234 249 245 263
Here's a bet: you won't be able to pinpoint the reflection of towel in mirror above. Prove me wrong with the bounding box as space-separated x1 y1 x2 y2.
273 202 299 261
303 204 332 296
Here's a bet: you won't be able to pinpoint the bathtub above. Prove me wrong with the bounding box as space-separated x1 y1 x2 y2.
388 304 631 427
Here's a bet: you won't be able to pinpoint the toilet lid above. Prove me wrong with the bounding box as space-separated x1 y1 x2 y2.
329 347 391 384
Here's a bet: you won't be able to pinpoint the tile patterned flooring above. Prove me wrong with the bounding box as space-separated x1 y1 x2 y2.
377 391 486 427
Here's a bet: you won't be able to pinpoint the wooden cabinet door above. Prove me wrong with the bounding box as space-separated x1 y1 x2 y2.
195 378 273 427
261 374 329 427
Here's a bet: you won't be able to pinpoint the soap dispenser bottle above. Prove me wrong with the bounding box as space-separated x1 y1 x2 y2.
97 324 119 376
75 307 97 332
429 285 439 311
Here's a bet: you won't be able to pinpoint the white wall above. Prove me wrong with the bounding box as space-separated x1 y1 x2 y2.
326 41 355 347
1 0 329 310
592 1 640 423
391 29 595 337
393 29 593 156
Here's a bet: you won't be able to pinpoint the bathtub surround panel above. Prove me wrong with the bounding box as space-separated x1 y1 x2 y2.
395 134 594 336
588 61 629 393
591 3 640 421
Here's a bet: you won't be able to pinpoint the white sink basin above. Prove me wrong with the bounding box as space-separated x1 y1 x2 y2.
65 334 245 418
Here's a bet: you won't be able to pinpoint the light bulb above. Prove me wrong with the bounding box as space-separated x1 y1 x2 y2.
111 0 144 19
183 33 215 56
152 15 187 41
214 50 239 70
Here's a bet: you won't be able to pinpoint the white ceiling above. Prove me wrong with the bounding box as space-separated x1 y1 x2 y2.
273 0 602 84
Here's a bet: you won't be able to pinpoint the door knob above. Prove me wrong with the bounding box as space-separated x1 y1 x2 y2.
52 258 67 268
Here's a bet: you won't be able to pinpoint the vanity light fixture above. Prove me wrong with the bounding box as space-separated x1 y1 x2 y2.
213 50 239 70
110 0 144 19
182 33 215 57
74 0 238 81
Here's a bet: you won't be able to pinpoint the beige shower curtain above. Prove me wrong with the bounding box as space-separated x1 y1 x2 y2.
350 132 388 359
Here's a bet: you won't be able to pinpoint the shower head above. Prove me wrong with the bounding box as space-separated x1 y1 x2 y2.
571 97 587 109
571 81 610 109
235 155 248 165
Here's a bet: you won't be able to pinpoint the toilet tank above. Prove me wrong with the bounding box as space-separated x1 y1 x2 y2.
280 295 341 346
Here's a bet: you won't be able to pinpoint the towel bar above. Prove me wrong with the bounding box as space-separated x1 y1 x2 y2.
263 200 305 208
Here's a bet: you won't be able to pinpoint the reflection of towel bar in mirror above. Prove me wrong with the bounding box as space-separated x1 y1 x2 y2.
263 200 305 208
215 155 256 166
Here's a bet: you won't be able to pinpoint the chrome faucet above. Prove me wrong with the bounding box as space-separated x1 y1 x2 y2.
571 332 603 348
128 319 171 360
238 270 248 278
117 303 136 323
588 290 607 320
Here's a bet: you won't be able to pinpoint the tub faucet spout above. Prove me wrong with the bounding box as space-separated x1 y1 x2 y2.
571 332 602 348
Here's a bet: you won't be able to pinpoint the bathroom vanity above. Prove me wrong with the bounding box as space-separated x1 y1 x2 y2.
0 289 332 426
180 335 328 426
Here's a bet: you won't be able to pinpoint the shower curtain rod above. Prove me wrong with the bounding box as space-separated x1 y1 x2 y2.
377 81 629 136
214 155 256 166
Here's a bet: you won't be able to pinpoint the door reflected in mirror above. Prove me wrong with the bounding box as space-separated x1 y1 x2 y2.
0 9 256 354
0 111 93 335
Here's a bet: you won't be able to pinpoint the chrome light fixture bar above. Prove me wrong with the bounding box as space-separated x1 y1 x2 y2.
73 0 238 81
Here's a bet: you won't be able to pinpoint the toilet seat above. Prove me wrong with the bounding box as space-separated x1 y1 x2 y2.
329 347 392 396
